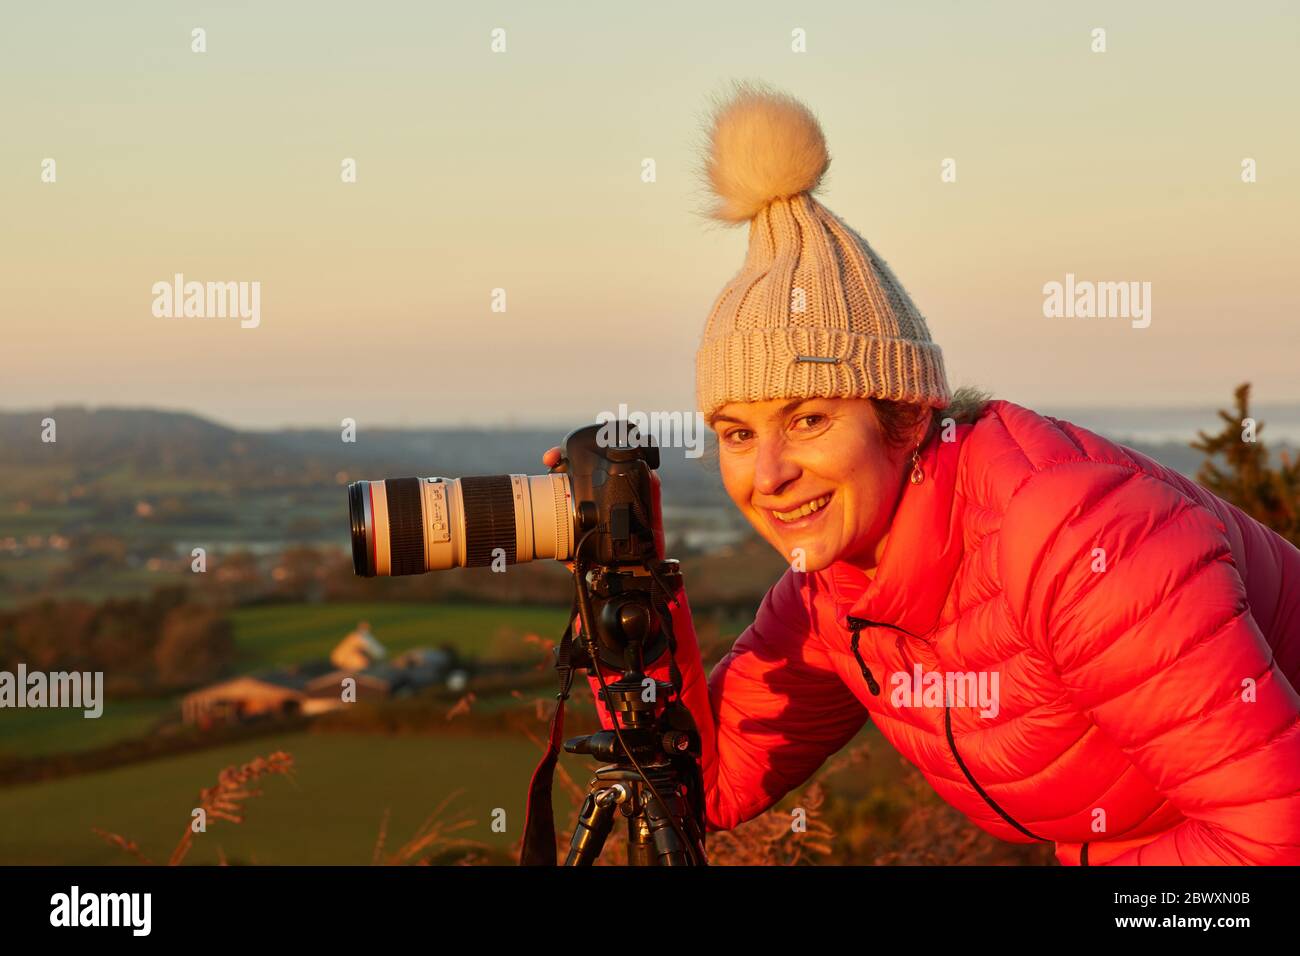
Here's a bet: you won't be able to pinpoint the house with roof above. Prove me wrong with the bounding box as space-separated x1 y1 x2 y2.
180 623 460 727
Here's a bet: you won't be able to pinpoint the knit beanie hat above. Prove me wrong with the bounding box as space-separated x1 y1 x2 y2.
695 84 951 418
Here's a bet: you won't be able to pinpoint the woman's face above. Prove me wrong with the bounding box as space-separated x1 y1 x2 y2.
711 397 916 574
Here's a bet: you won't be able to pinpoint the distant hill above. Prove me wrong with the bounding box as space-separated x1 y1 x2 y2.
0 406 729 508
0 407 238 472
2 403 1293 505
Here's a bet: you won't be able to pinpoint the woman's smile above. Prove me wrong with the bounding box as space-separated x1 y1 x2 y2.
764 491 835 532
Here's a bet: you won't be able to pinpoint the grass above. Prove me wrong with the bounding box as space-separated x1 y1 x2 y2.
228 602 571 670
0 697 176 759
0 718 1056 865
0 731 568 865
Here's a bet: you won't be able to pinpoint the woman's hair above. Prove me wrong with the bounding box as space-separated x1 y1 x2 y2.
872 385 994 452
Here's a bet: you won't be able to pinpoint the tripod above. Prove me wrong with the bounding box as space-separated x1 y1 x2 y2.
517 425 706 866
561 560 708 866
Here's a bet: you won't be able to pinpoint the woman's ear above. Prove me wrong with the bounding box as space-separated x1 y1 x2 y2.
914 408 934 448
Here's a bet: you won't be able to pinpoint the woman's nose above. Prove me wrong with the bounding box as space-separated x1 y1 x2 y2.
753 436 801 498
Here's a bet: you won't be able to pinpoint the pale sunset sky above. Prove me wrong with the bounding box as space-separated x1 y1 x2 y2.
2 1 1297 428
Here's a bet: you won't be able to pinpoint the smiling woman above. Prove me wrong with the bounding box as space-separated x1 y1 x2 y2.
710 397 915 575
577 82 1300 866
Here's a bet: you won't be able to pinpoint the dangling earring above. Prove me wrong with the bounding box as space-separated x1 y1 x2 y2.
909 445 924 485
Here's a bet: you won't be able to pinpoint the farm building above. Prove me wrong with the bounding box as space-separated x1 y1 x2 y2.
181 625 459 727
330 621 385 669
180 663 330 724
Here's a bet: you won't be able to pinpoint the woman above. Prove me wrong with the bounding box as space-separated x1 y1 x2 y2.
546 84 1300 865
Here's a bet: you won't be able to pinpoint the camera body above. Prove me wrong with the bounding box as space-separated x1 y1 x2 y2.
554 422 661 568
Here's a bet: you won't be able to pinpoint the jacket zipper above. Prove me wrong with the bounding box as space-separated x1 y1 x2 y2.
847 616 1052 846
846 617 882 694
943 703 1050 844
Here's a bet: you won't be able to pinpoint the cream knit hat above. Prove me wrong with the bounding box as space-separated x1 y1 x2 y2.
695 84 950 418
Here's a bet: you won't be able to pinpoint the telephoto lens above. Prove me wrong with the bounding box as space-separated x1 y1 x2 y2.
348 474 574 576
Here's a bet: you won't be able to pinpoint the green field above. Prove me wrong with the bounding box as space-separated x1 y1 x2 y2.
0 698 176 760
0 731 576 865
0 713 1053 865
0 723 889 866
228 601 571 670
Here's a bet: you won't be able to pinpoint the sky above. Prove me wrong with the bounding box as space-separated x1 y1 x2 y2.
2 0 1297 429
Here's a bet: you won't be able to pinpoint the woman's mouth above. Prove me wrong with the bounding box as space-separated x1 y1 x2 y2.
765 492 833 531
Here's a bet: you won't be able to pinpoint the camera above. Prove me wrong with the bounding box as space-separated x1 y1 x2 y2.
348 422 703 865
348 422 660 577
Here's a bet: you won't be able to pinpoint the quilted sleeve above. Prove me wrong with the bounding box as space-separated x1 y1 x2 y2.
586 568 869 831
1004 463 1300 865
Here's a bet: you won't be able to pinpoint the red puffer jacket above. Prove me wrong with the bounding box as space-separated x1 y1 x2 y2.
588 400 1300 864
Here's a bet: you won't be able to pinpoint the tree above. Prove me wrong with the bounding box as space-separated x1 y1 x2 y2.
1191 383 1300 547
153 605 235 689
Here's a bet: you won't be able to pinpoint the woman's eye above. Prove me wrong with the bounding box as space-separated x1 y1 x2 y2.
794 414 825 430
724 428 753 444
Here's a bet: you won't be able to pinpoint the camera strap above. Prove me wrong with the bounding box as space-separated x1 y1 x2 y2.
651 585 707 836
519 591 580 866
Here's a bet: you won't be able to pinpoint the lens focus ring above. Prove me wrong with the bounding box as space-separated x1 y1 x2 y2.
460 476 517 567
551 476 572 560
384 477 426 576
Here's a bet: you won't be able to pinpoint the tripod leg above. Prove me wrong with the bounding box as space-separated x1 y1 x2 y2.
563 789 619 866
643 786 695 866
627 811 656 866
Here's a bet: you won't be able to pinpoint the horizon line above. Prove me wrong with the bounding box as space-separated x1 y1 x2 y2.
4 398 1300 435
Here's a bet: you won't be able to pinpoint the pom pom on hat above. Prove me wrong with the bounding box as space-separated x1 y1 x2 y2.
702 82 831 224
692 83 951 417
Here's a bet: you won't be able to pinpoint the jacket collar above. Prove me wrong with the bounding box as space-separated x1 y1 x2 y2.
827 425 968 638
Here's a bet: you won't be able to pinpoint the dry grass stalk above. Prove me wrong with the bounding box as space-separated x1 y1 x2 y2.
822 740 871 776
91 828 154 865
522 632 555 671
93 750 294 866
445 692 476 720
168 750 295 866
372 807 391 865
707 783 835 865
381 789 488 865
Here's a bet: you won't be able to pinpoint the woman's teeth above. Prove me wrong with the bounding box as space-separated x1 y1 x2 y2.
773 494 832 523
